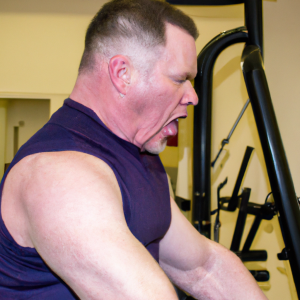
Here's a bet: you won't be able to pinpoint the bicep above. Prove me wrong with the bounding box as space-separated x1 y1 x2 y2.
159 197 212 270
159 198 215 285
24 152 177 300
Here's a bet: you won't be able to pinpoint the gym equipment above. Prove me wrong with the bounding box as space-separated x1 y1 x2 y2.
211 98 250 168
215 146 276 282
167 0 300 297
174 286 195 300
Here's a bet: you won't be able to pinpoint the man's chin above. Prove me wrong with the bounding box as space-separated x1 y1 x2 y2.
143 139 167 155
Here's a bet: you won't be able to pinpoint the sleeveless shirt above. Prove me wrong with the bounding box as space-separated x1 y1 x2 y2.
0 98 171 299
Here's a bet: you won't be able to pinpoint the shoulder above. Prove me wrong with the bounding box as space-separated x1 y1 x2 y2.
18 150 116 178
20 151 122 204
2 151 123 247
9 151 118 191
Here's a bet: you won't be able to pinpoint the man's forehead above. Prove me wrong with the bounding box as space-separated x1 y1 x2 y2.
162 24 197 75
164 24 197 53
164 22 196 44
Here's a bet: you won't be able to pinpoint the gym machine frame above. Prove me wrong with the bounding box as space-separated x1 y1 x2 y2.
167 0 300 297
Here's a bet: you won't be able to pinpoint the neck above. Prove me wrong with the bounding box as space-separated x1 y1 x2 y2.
69 71 140 146
70 73 103 120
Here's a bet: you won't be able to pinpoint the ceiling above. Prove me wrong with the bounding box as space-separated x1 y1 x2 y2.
0 0 108 15
0 0 275 18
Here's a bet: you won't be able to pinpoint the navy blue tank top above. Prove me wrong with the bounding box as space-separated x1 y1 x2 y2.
0 99 171 299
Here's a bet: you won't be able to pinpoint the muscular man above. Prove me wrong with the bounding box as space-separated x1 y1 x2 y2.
0 0 267 299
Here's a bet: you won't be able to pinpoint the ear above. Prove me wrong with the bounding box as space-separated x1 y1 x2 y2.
109 55 131 96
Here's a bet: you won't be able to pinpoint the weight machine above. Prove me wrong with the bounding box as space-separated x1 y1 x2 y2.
167 0 300 298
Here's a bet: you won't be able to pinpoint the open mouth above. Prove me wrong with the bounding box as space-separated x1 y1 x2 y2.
162 115 186 137
165 115 187 126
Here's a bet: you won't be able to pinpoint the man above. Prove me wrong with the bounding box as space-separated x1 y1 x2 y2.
0 0 267 299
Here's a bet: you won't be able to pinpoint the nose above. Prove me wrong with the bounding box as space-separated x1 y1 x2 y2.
181 81 198 106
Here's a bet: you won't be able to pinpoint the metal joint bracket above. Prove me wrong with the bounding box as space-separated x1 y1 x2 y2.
277 248 289 261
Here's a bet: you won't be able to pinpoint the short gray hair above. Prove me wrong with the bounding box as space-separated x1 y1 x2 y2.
79 0 199 74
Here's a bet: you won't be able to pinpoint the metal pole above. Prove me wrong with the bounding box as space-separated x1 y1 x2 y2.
242 45 300 297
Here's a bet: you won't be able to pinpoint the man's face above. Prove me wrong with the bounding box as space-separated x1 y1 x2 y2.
132 23 198 154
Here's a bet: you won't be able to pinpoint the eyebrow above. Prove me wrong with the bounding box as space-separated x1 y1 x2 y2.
182 72 196 80
172 70 197 81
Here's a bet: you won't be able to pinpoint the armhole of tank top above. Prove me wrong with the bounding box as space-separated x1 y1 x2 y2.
0 169 38 255
87 153 132 223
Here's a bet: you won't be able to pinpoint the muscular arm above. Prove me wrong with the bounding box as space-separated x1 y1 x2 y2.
159 198 268 300
10 152 178 299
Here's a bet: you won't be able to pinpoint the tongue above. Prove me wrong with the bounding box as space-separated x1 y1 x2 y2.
162 120 178 137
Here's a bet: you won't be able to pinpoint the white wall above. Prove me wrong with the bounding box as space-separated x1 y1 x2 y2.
5 99 50 165
0 100 7 178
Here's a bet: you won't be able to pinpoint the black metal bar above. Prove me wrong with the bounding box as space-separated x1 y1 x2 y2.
174 285 196 300
193 27 248 237
242 216 262 252
167 0 243 5
167 0 263 60
175 196 191 212
230 188 251 252
249 270 270 282
246 202 275 219
244 0 263 58
242 45 300 296
235 250 267 262
227 146 254 211
214 178 228 242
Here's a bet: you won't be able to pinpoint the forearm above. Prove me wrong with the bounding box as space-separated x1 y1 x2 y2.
161 242 267 300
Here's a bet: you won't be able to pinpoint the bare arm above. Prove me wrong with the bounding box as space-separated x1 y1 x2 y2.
16 152 178 299
159 198 268 300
